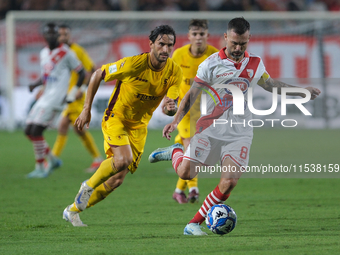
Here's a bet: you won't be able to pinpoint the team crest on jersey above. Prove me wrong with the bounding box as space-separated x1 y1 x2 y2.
195 147 205 158
224 77 250 95
247 69 254 78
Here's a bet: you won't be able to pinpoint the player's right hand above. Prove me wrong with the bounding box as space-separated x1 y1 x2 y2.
305 87 321 100
163 122 177 140
75 109 91 131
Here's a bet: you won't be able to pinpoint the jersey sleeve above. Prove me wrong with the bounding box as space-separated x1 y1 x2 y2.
166 65 182 100
39 49 45 78
77 47 95 71
101 57 135 82
257 71 270 85
194 59 211 85
171 48 180 65
66 50 83 72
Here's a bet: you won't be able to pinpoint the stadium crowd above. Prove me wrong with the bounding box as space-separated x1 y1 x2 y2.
1 0 340 19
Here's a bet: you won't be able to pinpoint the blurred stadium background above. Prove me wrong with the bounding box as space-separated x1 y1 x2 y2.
0 1 340 130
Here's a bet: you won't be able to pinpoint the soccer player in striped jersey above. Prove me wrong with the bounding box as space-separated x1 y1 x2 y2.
170 19 218 204
48 24 103 174
149 17 321 235
25 23 85 178
62 25 182 227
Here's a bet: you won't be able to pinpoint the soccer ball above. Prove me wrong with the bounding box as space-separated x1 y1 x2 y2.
205 204 237 235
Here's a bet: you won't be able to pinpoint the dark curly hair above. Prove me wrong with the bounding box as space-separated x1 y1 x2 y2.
149 25 176 45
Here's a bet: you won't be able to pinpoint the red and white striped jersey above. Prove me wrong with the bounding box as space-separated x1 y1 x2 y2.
193 48 269 140
37 44 82 108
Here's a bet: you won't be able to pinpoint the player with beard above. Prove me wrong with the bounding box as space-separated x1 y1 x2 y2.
62 25 183 227
149 17 321 235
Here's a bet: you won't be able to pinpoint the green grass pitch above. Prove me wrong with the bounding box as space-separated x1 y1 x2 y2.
0 128 339 255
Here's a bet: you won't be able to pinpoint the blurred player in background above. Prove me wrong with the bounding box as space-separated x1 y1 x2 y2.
47 24 103 174
149 17 321 235
62 25 182 227
25 23 85 178
170 19 218 204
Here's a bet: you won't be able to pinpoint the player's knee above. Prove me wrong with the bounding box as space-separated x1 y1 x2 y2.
58 124 69 135
177 167 193 180
75 129 84 136
114 155 132 171
175 161 193 180
31 129 43 137
178 172 191 180
29 125 45 137
24 125 32 137
219 178 239 193
73 125 83 136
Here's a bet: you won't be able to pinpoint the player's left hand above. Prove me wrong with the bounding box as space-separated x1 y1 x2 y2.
305 87 321 100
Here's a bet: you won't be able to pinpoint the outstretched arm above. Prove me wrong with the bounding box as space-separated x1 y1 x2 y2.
162 81 202 140
74 68 103 131
259 77 321 100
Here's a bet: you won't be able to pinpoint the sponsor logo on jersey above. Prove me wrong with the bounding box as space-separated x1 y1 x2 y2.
134 77 148 82
44 76 58 83
216 72 233 78
195 147 204 158
136 93 161 101
109 64 117 74
180 64 190 68
42 62 55 83
224 77 249 95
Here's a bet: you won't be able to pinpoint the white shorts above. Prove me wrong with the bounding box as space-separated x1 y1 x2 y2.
184 132 252 167
26 103 61 127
